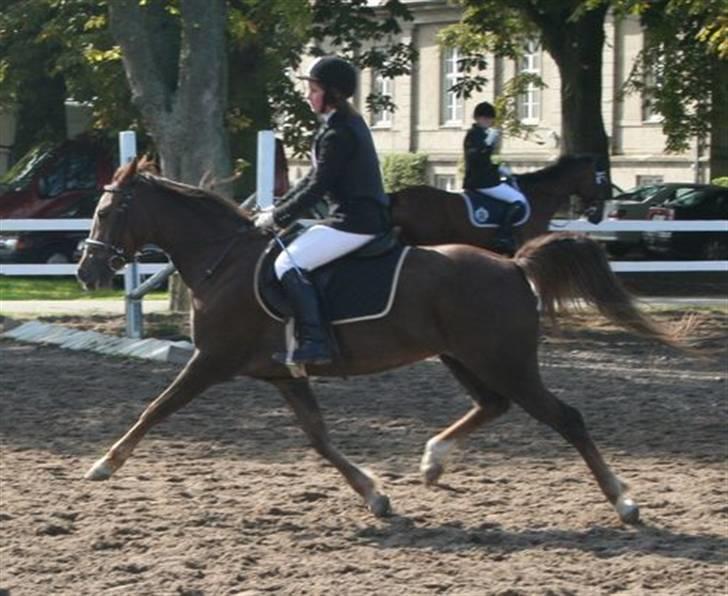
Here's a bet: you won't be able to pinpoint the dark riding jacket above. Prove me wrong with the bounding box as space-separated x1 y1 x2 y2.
463 124 500 190
272 110 390 235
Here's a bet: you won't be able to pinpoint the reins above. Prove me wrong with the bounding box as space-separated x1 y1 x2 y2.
86 178 255 282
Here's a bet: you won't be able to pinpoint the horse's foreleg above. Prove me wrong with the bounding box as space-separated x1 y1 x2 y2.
85 352 219 480
275 379 391 517
421 356 510 485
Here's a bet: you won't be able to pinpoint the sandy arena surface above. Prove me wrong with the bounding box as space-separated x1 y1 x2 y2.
1 311 726 595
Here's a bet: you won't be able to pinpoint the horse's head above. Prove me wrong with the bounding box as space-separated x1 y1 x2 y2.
77 158 146 290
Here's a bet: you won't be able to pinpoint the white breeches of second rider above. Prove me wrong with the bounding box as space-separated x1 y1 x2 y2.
274 224 376 279
477 182 527 205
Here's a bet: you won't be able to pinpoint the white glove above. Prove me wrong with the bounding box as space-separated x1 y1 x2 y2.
254 210 276 231
484 127 500 147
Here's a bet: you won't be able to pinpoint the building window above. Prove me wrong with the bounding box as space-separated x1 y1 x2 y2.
441 47 464 125
517 41 541 124
371 72 393 127
641 35 663 123
434 174 457 191
641 68 662 122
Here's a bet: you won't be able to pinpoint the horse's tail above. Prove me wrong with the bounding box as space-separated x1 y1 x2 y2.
514 233 686 348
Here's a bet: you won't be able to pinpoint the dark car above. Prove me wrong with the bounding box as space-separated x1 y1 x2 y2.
644 186 728 259
591 183 709 256
0 136 113 263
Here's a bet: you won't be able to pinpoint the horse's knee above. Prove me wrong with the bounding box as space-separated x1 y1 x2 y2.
558 403 588 443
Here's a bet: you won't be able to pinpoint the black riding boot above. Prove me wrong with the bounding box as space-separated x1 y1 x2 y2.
273 269 332 366
495 203 523 255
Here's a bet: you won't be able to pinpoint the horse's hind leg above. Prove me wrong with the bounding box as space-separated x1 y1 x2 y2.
274 378 391 517
420 355 510 486
85 351 220 480
512 378 639 524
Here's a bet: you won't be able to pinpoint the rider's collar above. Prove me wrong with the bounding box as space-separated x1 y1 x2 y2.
321 109 336 124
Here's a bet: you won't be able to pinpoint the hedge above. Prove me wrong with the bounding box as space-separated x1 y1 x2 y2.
381 152 429 192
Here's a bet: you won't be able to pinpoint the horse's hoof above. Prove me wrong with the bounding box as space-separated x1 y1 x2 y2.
84 457 115 481
616 496 640 524
422 463 444 487
368 494 391 518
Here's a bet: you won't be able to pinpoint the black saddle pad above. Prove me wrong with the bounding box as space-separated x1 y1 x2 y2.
461 190 530 228
255 237 410 325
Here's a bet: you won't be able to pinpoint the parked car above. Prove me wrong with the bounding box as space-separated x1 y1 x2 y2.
644 186 728 259
591 183 709 256
0 193 99 263
0 136 113 263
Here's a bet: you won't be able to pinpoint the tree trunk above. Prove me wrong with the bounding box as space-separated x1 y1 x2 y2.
709 57 728 179
540 5 611 177
108 0 231 311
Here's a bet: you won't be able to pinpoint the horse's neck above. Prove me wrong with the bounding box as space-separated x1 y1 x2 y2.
140 195 258 293
520 178 563 217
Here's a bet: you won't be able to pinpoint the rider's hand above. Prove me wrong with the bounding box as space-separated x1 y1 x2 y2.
484 127 500 147
253 210 276 231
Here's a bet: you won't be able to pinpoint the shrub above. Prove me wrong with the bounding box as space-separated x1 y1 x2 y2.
711 176 728 187
381 152 428 192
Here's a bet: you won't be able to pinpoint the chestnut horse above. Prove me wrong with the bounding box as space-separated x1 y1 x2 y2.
77 159 680 524
390 155 606 251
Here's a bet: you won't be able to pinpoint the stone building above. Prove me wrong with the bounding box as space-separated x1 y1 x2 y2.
291 0 708 191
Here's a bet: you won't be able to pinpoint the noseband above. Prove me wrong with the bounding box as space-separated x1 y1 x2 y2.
84 184 135 272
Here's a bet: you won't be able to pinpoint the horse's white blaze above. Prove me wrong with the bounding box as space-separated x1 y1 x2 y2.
84 457 115 481
420 437 455 474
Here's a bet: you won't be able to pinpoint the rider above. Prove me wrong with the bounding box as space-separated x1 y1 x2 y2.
254 56 390 366
463 101 527 253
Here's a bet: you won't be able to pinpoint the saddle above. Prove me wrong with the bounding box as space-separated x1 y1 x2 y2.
461 190 530 229
254 228 410 325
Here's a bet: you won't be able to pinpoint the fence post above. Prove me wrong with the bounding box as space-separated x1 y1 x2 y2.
120 130 143 339
256 130 275 210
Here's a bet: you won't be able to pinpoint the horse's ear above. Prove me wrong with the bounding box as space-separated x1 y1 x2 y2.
116 156 138 184
138 154 160 175
127 156 139 177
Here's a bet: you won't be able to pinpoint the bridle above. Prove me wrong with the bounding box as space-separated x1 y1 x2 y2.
83 183 135 272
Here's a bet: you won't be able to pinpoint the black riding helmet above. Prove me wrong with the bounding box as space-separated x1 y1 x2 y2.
473 101 496 119
302 56 357 100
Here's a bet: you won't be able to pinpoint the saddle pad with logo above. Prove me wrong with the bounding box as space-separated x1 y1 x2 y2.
255 242 411 325
460 190 530 228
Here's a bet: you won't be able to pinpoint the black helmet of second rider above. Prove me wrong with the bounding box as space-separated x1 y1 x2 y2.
472 101 499 147
302 56 357 109
473 101 496 120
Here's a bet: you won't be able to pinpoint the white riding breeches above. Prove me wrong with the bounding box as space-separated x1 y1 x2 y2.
477 182 527 205
274 224 376 279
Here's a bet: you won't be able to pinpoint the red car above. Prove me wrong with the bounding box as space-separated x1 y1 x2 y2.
0 135 113 219
0 136 113 263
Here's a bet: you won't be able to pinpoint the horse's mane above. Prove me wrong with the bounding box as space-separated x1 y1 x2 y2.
113 158 249 224
517 154 594 184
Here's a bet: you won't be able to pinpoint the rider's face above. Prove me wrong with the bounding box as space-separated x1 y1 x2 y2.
307 81 327 114
476 116 494 129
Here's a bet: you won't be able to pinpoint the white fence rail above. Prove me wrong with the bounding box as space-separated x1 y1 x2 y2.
1 218 727 276
549 219 728 232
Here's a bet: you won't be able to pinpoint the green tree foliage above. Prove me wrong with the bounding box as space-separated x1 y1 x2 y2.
381 152 428 192
442 0 726 175
1 0 415 188
622 0 727 175
440 0 612 176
